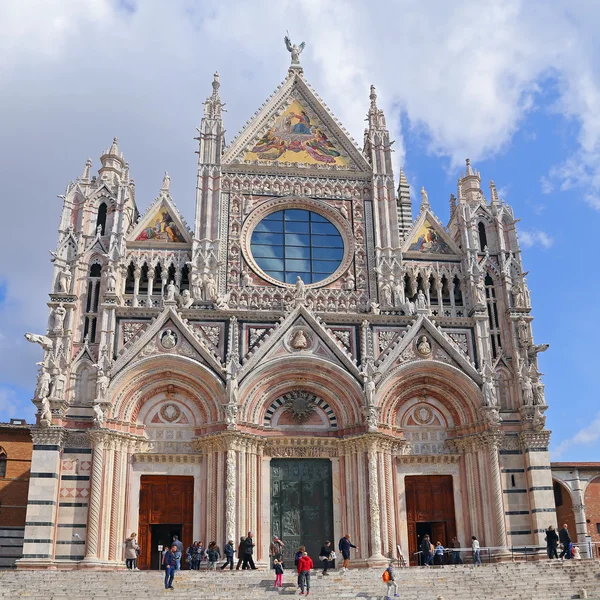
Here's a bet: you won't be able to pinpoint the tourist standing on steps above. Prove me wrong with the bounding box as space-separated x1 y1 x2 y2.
338 533 358 572
434 541 445 566
269 535 285 566
319 540 333 575
172 535 183 570
545 526 559 559
471 536 482 566
221 539 235 570
298 551 314 595
207 541 221 569
451 536 462 564
124 532 139 570
163 545 177 590
383 560 399 599
295 545 306 588
273 558 284 588
236 536 246 570
559 524 572 560
420 534 433 567
241 531 257 570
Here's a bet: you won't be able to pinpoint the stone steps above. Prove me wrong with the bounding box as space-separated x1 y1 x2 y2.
1 561 599 599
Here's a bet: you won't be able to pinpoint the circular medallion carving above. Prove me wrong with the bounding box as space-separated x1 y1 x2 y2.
160 403 181 423
286 327 314 352
416 335 432 357
160 329 178 350
282 391 317 424
413 404 434 425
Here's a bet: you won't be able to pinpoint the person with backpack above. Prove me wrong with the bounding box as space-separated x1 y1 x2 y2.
273 558 284 588
207 541 221 569
382 560 399 599
221 539 235 570
297 551 314 596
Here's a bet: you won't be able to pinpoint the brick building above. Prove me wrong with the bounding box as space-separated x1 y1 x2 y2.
0 420 32 568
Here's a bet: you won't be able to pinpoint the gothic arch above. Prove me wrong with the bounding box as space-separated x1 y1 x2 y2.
109 355 225 426
240 356 363 429
378 360 481 429
264 391 337 428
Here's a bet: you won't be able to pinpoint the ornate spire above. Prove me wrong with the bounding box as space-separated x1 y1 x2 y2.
109 137 119 156
160 171 171 194
204 72 224 118
397 168 413 239
81 158 92 182
465 157 474 176
490 180 499 206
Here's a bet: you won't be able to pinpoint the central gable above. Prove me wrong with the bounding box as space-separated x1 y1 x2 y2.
223 73 371 173
402 210 462 258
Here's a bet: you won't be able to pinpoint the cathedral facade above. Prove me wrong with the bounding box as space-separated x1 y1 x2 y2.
20 52 555 569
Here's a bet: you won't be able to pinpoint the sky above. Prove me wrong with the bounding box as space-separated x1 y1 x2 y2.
0 0 599 461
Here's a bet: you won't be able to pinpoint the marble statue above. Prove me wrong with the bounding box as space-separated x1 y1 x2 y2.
95 368 109 401
482 375 498 407
290 329 308 350
178 289 194 309
161 329 177 349
369 301 380 315
344 273 355 291
364 377 376 406
512 282 525 308
241 271 252 287
517 318 530 347
416 290 427 310
417 335 431 356
93 402 104 426
393 279 405 306
166 280 177 302
363 404 378 432
57 264 72 293
50 371 66 400
381 283 392 306
25 332 54 353
225 402 238 429
521 374 534 406
35 366 51 400
284 34 305 65
475 279 486 305
225 360 240 405
204 274 217 301
39 397 52 426
215 293 230 310
52 303 67 332
295 276 306 299
106 264 117 293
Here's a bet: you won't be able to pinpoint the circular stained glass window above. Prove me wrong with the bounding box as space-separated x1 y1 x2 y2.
250 209 344 285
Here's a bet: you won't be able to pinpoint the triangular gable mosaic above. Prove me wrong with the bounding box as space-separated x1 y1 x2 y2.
243 99 349 167
134 205 187 243
403 211 461 257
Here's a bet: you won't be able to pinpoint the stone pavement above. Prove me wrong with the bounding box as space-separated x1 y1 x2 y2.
0 560 599 599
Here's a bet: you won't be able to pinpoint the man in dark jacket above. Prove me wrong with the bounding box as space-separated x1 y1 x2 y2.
338 534 358 572
221 539 235 570
163 545 177 590
545 526 559 559
559 524 572 559
236 536 246 570
421 534 433 566
241 531 257 570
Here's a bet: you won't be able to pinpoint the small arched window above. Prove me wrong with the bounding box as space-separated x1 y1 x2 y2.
83 262 102 343
0 447 7 478
96 202 107 235
478 222 488 251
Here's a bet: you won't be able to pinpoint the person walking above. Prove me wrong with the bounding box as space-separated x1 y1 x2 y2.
434 541 445 566
420 534 433 567
471 536 482 566
382 560 399 599
269 536 285 565
338 534 358 572
235 536 246 570
295 546 306 588
545 526 559 559
221 539 235 570
559 524 572 560
319 541 333 575
124 532 140 570
451 536 462 565
172 535 184 571
297 551 314 596
163 544 177 590
241 531 257 570
207 541 221 570
273 558 284 588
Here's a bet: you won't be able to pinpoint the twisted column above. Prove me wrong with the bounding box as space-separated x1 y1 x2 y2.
225 445 237 545
487 437 507 548
108 442 121 561
85 432 106 560
367 442 385 560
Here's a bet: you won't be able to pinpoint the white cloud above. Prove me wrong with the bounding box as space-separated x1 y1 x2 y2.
552 412 600 459
519 230 554 249
540 176 554 195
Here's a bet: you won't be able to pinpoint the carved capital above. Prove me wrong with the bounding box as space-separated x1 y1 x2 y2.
30 426 66 447
519 429 551 450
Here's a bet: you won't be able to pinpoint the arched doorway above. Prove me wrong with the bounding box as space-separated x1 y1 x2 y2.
553 480 576 536
584 476 600 554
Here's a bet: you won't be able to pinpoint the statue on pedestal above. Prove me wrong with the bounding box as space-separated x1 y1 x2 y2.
39 397 52 427
35 365 51 400
57 265 72 293
52 303 67 333
93 402 104 426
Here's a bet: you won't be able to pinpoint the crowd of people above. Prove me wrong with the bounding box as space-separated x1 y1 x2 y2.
124 524 584 592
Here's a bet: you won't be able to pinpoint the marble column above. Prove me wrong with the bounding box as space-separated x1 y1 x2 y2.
571 469 589 553
84 431 106 561
100 437 115 560
225 445 237 545
486 436 507 548
132 267 141 307
367 441 385 561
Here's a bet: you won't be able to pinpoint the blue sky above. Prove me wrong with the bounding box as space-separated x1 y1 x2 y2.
0 1 599 461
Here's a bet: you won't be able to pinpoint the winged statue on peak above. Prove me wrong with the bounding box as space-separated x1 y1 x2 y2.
284 34 305 65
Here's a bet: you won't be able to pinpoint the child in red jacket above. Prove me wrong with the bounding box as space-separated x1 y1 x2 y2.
297 551 314 596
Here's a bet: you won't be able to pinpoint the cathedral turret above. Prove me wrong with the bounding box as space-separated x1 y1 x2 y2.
98 137 125 185
363 85 400 250
459 158 483 204
397 169 412 240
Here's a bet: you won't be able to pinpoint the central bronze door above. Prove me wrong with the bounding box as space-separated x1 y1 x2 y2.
270 459 333 564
